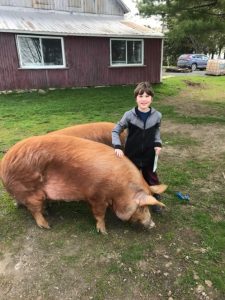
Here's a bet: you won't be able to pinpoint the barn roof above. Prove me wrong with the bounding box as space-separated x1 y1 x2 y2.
0 6 163 38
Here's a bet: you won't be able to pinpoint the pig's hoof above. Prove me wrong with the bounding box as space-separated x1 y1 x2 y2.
37 221 51 229
96 227 108 235
14 202 23 208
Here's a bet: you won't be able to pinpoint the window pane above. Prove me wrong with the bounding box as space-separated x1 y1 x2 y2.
111 40 126 64
42 39 63 66
18 37 42 66
127 41 142 64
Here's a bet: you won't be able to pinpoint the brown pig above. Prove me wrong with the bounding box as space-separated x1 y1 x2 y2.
0 135 166 234
48 122 126 148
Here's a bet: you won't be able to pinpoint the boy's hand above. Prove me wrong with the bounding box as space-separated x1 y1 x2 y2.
115 149 124 157
154 147 161 156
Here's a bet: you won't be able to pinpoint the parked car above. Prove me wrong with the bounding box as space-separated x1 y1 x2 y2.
177 54 208 71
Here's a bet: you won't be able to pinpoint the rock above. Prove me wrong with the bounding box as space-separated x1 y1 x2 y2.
16 89 26 94
165 262 172 268
196 285 205 293
15 261 23 270
38 89 46 94
200 248 207 253
194 274 199 280
205 280 212 287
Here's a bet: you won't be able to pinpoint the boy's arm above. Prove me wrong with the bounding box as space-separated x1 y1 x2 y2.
112 112 128 148
154 112 162 148
154 123 162 148
154 122 162 156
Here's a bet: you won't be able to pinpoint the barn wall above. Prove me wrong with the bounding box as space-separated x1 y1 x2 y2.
0 33 162 91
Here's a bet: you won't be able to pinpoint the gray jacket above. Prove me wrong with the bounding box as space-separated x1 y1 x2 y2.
112 107 162 168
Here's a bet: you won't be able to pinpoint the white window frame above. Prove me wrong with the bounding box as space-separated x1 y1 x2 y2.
110 38 144 67
16 35 66 69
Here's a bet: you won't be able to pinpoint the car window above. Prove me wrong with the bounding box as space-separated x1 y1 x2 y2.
179 55 188 59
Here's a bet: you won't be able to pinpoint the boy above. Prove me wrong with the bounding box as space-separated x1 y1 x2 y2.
112 82 163 213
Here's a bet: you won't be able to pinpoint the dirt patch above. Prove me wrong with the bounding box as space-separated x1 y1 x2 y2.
162 121 225 160
0 226 94 299
183 80 204 88
165 81 225 117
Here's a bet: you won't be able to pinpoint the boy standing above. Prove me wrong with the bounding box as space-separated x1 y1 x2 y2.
112 82 163 213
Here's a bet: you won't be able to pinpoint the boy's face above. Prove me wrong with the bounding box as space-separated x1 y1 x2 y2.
136 92 152 111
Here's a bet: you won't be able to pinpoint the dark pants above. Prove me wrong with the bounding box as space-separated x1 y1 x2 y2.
140 165 162 208
141 165 160 186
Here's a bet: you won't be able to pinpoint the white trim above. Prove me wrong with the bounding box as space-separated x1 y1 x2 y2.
39 37 44 65
16 35 66 69
4 29 163 38
110 38 144 67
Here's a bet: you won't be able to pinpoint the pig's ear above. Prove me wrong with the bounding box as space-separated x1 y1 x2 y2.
138 195 166 207
149 184 168 194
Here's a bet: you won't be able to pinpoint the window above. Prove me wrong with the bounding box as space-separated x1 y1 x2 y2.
16 35 66 69
110 39 144 66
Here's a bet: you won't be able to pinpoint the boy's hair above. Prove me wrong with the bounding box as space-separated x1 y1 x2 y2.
134 82 154 98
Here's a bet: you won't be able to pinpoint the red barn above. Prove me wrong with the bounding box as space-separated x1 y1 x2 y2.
0 0 164 91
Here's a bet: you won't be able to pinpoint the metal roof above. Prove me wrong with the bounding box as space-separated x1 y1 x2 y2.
0 7 163 38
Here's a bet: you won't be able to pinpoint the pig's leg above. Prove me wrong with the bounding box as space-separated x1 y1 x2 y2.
90 202 108 234
26 194 50 229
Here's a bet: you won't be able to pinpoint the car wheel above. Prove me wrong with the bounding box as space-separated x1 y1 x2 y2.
191 63 197 71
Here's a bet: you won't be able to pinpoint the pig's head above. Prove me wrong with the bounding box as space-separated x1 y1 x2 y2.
129 206 155 229
114 184 167 229
129 184 167 229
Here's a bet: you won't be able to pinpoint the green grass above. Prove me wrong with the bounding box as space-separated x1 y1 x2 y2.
0 76 225 299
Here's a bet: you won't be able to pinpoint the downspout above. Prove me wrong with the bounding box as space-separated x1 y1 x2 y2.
160 38 164 83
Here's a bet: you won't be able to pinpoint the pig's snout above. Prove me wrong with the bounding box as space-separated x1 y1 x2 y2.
142 219 156 230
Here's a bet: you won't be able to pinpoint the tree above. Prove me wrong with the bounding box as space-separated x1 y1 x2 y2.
138 0 225 64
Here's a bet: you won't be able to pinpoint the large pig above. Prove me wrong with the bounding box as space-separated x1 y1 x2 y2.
48 122 126 148
0 135 166 234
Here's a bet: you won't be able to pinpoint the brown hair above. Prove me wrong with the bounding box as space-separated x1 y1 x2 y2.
134 82 154 98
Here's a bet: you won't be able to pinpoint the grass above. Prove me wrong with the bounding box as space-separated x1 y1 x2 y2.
0 75 225 299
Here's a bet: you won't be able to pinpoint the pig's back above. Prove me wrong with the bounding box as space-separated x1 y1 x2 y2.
48 122 116 146
1 135 144 201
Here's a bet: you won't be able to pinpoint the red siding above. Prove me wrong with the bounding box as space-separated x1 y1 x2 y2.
0 33 162 91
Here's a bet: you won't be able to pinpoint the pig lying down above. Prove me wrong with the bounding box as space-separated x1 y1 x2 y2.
0 135 166 234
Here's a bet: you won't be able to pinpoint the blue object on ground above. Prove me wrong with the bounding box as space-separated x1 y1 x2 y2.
176 192 190 201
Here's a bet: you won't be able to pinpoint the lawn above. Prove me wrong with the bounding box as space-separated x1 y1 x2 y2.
0 76 225 299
